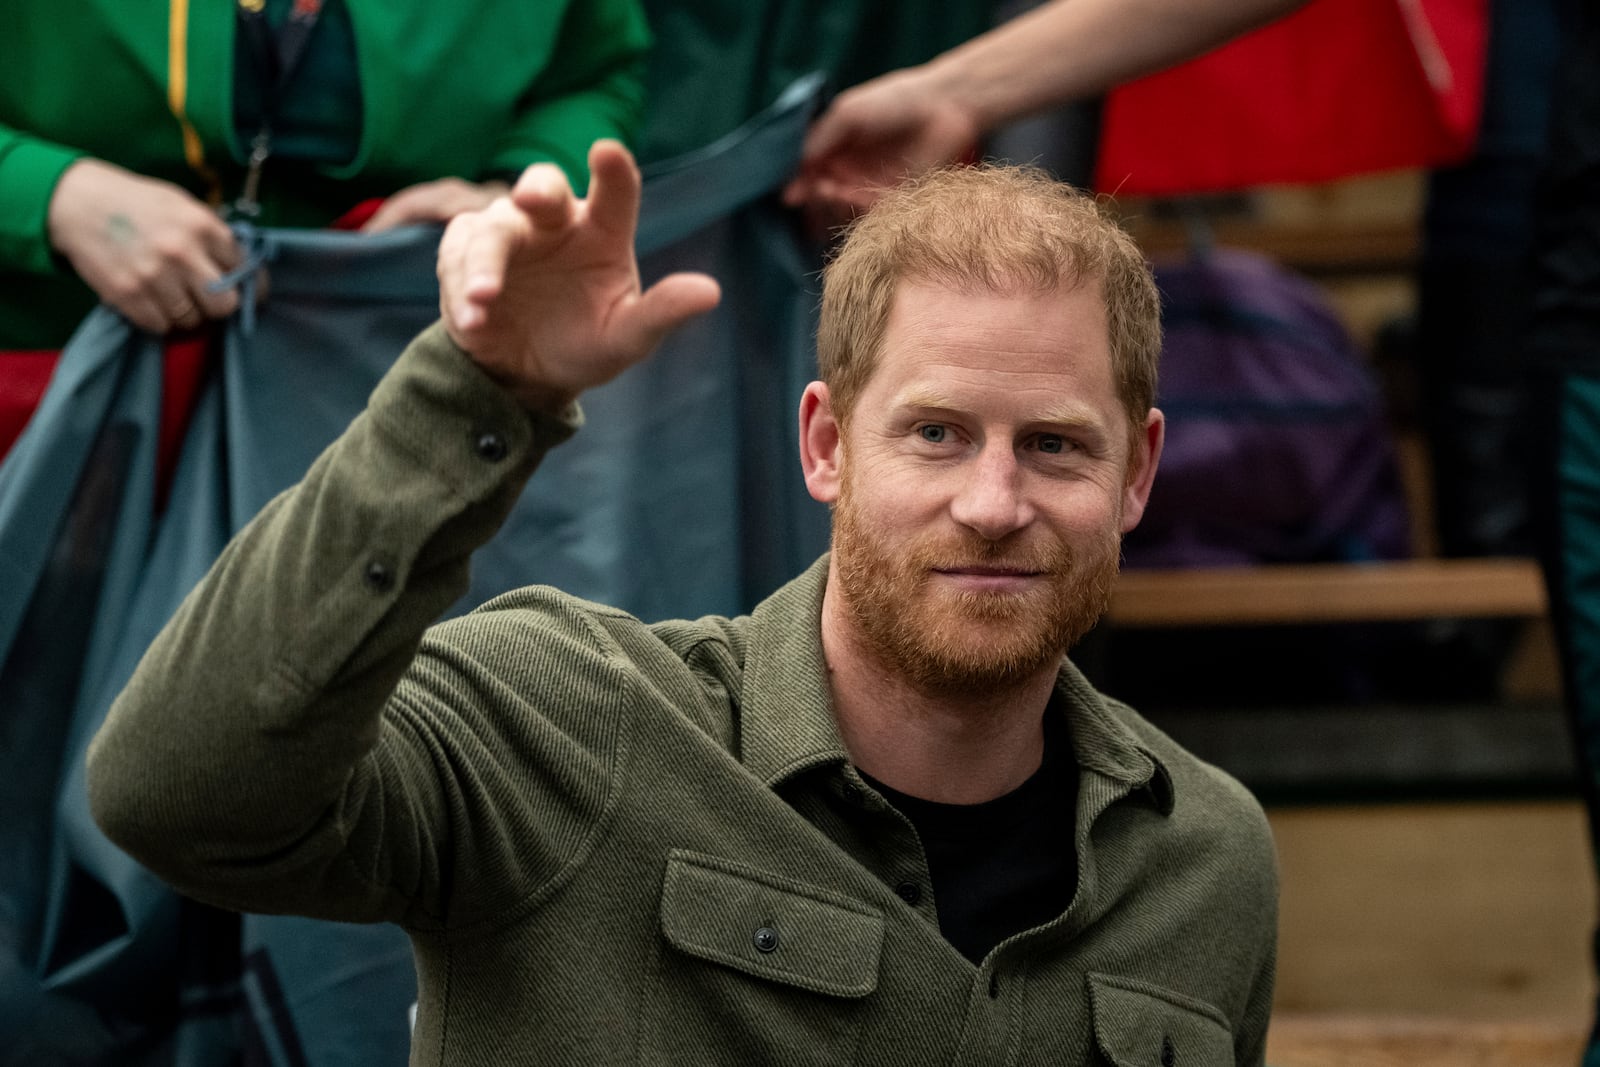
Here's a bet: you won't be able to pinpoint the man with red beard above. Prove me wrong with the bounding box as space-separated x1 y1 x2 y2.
90 141 1278 1065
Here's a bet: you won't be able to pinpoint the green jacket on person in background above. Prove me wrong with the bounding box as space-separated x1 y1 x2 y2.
0 0 649 349
87 323 1279 1066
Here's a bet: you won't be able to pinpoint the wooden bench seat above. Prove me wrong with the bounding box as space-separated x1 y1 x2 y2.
1108 557 1548 628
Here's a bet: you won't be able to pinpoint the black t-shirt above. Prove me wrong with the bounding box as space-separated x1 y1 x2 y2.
860 709 1080 965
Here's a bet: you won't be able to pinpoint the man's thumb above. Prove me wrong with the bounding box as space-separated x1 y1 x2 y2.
619 273 722 357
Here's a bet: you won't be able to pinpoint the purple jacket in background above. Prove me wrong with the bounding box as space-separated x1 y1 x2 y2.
1123 248 1413 569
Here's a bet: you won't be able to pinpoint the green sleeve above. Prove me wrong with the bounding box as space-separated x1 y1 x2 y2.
0 124 84 275
86 323 608 930
486 0 651 190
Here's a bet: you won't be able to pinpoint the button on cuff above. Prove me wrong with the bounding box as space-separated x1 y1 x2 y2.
473 430 508 462
363 559 395 592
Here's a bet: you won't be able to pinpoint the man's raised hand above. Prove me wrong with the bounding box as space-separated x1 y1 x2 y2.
439 140 721 412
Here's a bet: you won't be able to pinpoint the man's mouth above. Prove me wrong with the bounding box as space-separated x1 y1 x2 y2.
935 564 1046 576
931 565 1048 590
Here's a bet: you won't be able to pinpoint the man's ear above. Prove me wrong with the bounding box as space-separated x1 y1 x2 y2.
799 381 843 504
1120 407 1165 534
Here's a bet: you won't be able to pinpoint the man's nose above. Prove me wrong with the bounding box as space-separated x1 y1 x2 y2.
949 446 1033 540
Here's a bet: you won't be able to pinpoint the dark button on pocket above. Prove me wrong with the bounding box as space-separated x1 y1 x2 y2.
894 881 921 906
363 560 394 592
1087 973 1232 1065
661 852 883 1000
474 431 508 462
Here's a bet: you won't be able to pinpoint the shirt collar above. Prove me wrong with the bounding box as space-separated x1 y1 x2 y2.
739 554 1175 816
1051 659 1176 816
740 555 850 787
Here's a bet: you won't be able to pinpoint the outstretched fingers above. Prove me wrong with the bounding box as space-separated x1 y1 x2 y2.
510 162 578 233
609 272 722 360
439 211 502 335
440 169 575 338
438 205 516 341
437 142 720 399
583 140 643 240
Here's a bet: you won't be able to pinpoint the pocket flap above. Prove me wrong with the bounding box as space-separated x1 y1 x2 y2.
1088 973 1234 1066
659 850 883 998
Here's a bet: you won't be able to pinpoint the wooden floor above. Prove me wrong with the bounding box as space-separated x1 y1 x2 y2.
1265 802 1595 1067
1267 1015 1586 1067
1270 802 1595 1020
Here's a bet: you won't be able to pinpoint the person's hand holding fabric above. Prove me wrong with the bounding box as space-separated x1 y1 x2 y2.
781 67 981 224
46 158 242 335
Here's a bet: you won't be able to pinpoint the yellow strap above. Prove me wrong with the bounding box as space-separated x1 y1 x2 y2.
168 0 222 204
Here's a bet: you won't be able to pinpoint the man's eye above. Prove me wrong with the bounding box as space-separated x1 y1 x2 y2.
919 425 948 444
1036 434 1067 454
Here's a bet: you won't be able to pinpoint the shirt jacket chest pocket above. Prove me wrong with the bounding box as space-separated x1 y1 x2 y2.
1088 972 1236 1067
635 849 883 1065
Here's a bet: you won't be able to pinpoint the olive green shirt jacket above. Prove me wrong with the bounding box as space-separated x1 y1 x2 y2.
88 324 1278 1066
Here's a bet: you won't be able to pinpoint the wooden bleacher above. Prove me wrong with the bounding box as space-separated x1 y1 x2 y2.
1108 557 1547 628
1109 176 1551 635
1110 174 1592 1062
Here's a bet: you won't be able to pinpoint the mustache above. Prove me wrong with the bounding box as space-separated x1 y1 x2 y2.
910 533 1074 574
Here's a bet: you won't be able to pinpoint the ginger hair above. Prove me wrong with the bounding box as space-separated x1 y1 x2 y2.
817 165 1161 440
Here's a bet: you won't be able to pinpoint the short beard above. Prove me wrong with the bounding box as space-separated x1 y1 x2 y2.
831 474 1121 696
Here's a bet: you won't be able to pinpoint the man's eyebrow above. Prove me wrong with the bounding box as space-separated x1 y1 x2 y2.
894 387 1105 432
1025 399 1104 428
893 386 965 413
